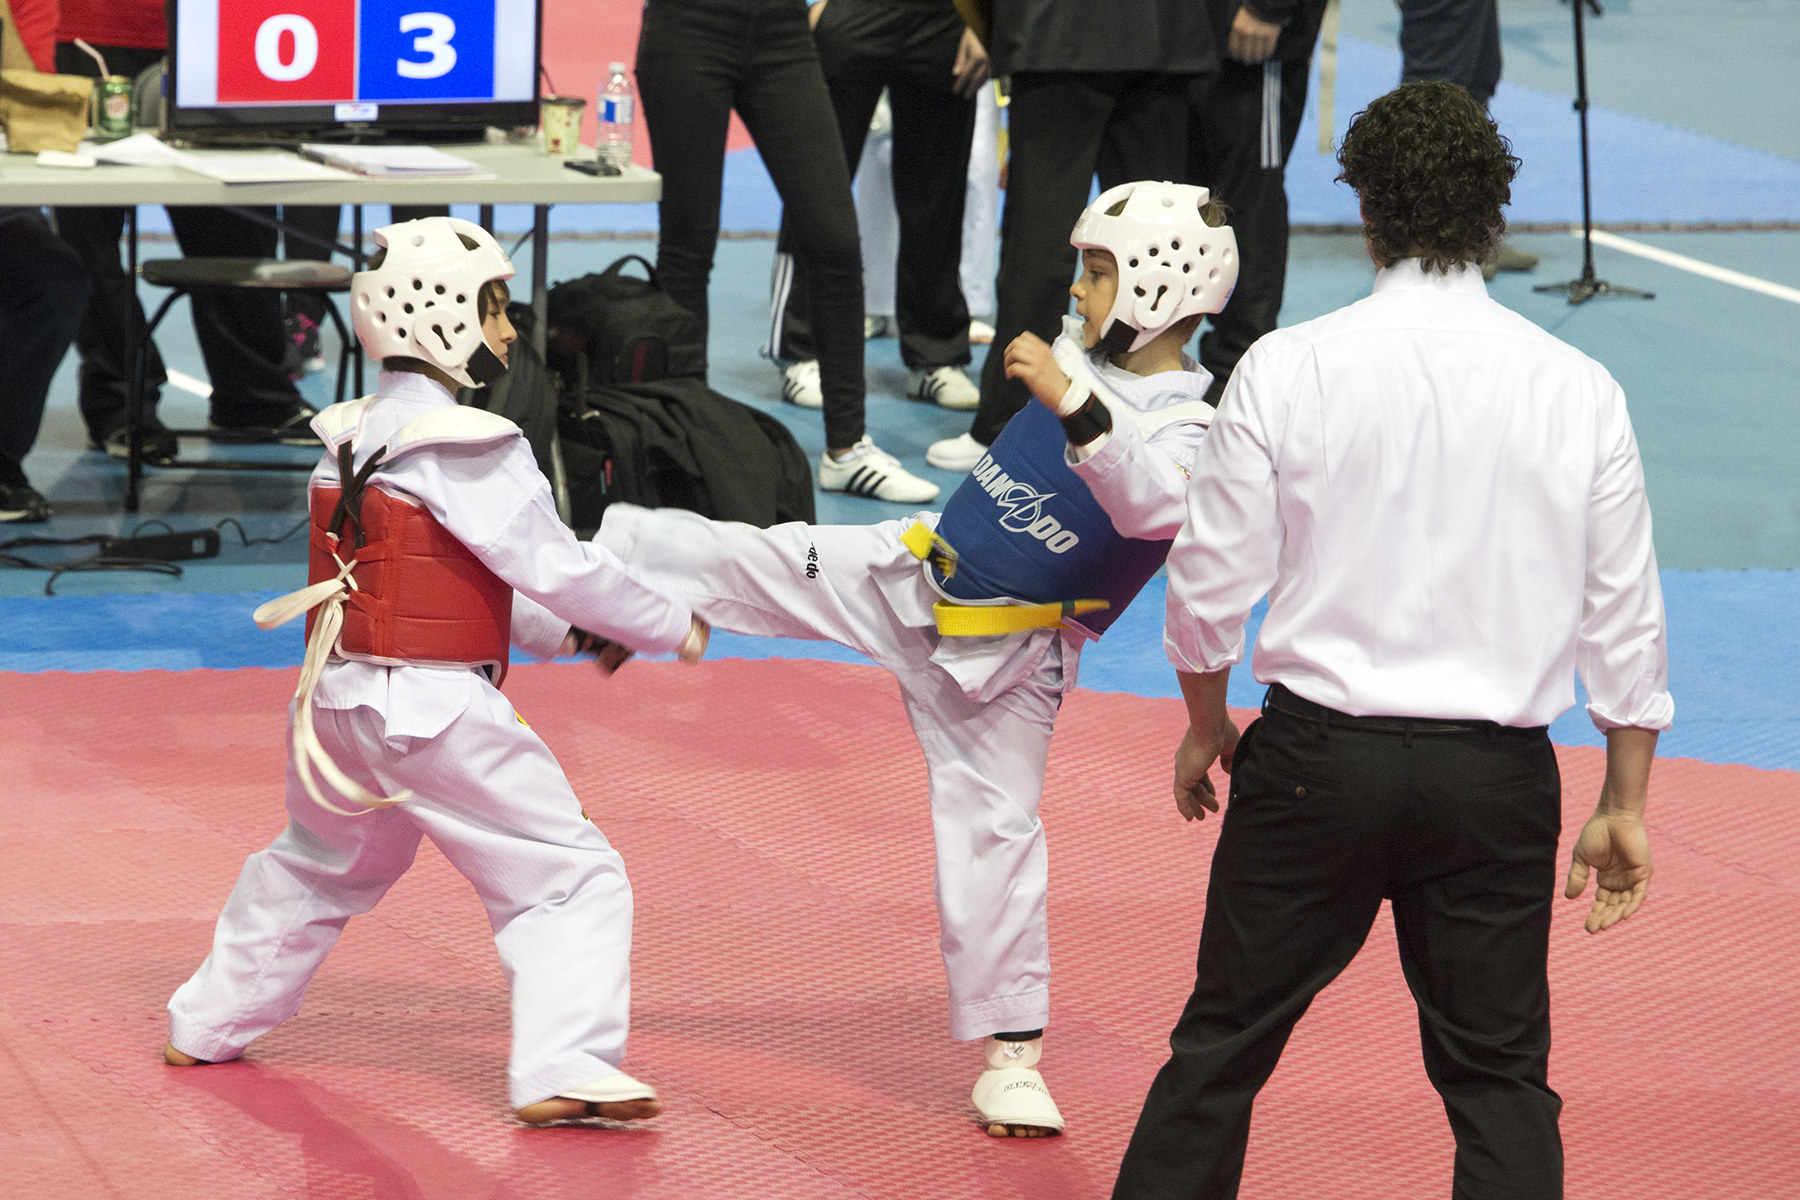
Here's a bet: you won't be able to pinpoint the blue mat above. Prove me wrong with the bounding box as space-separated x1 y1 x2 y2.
5 569 1795 773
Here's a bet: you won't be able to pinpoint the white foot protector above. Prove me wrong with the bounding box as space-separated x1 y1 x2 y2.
558 1071 658 1105
971 1037 1064 1134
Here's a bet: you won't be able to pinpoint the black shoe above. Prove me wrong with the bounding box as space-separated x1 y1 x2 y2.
94 413 179 467
0 473 49 523
283 312 326 380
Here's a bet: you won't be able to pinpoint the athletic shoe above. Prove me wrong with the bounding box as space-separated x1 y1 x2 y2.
0 477 49 523
96 413 179 467
926 432 989 473
969 319 996 345
908 365 980 410
864 314 895 339
971 1036 1064 1137
782 359 824 409
818 435 940 503
284 311 326 379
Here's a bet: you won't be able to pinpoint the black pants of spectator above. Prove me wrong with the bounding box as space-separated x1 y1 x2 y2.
1400 0 1502 104
1186 56 1311 406
637 0 866 450
1112 688 1564 1200
0 212 90 476
771 0 974 374
52 43 306 439
968 72 1201 447
281 204 450 326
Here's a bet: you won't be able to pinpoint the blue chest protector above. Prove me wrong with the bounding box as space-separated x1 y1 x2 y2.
932 401 1171 637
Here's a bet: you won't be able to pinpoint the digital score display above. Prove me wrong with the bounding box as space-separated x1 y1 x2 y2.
175 0 536 110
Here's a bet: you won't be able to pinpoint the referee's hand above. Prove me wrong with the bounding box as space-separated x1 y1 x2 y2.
1173 719 1238 822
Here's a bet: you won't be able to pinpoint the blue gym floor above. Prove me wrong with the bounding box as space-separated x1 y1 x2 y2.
5 2 1796 775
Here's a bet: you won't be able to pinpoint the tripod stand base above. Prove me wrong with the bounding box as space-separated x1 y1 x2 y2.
1533 275 1655 306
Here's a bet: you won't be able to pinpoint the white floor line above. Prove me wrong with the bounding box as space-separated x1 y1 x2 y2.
1572 228 1800 305
165 369 214 399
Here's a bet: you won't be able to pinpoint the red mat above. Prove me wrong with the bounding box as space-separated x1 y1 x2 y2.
2 660 1795 1199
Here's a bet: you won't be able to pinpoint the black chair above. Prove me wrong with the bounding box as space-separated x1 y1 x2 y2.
126 258 357 512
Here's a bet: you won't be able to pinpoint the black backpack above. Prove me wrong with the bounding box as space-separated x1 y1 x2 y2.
558 376 815 536
545 255 705 391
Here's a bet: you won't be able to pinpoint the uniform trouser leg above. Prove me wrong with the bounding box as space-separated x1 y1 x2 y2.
1399 0 1503 104
856 130 899 319
596 503 1056 1036
1187 58 1311 405
168 686 637 1109
1112 711 1564 1200
0 213 90 469
961 86 1001 321
971 73 1197 446
897 648 1057 1039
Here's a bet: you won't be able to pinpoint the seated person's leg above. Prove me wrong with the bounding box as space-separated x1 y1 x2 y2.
166 206 312 431
0 212 90 520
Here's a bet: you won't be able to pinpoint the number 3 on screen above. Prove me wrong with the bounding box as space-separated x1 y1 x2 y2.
358 0 494 101
397 13 457 80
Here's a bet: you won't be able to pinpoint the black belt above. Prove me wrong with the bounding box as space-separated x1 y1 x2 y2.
1262 683 1546 739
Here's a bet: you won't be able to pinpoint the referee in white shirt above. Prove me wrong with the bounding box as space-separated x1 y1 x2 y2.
1112 82 1672 1200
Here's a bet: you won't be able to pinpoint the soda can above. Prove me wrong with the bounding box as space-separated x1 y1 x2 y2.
97 75 133 140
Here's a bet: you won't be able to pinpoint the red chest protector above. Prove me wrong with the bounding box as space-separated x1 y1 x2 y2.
306 439 512 684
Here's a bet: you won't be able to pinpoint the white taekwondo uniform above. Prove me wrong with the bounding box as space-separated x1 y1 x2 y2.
167 372 695 1109
598 316 1214 1040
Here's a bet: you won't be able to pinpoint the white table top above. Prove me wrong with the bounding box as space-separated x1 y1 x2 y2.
0 141 660 206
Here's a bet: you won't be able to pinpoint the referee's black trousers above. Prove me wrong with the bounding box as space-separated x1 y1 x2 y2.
1113 691 1565 1200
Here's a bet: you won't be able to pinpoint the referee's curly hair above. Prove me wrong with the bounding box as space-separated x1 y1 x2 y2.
1336 81 1521 274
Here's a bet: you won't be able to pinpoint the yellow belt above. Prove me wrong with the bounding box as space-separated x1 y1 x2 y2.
901 520 1109 636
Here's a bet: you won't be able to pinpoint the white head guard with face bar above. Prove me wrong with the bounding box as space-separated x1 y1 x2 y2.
351 217 515 388
1069 181 1240 353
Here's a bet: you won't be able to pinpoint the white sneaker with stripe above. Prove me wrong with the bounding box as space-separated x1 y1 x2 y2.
817 435 940 503
907 365 980 410
782 359 824 409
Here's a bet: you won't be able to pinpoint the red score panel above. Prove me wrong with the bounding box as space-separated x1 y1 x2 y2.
217 0 357 104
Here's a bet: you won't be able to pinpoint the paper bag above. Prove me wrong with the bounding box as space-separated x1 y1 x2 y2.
0 69 92 153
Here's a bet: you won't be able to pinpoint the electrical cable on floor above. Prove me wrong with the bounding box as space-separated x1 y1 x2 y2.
0 515 308 596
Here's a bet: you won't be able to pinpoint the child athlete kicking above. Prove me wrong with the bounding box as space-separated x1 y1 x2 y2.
597 183 1239 1138
163 217 708 1125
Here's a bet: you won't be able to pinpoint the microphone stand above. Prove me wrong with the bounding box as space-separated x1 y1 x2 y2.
1533 0 1654 305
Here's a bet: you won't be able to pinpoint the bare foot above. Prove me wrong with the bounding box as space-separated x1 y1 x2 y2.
162 1043 210 1066
987 1122 1056 1138
516 1096 664 1125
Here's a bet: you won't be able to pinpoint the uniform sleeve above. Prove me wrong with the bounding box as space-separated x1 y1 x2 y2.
510 592 572 660
1068 412 1207 541
1577 383 1674 731
417 436 695 656
1163 350 1285 674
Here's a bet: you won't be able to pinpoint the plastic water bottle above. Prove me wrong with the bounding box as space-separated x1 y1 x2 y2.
598 63 634 171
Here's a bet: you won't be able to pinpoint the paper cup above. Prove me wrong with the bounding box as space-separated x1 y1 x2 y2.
541 96 586 157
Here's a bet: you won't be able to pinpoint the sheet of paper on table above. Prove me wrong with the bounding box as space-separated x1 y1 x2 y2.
299 144 492 179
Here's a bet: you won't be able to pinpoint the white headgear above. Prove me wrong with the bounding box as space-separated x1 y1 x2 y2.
1069 181 1239 353
352 217 515 388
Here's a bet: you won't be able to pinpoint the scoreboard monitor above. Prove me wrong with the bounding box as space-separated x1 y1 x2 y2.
169 0 541 136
